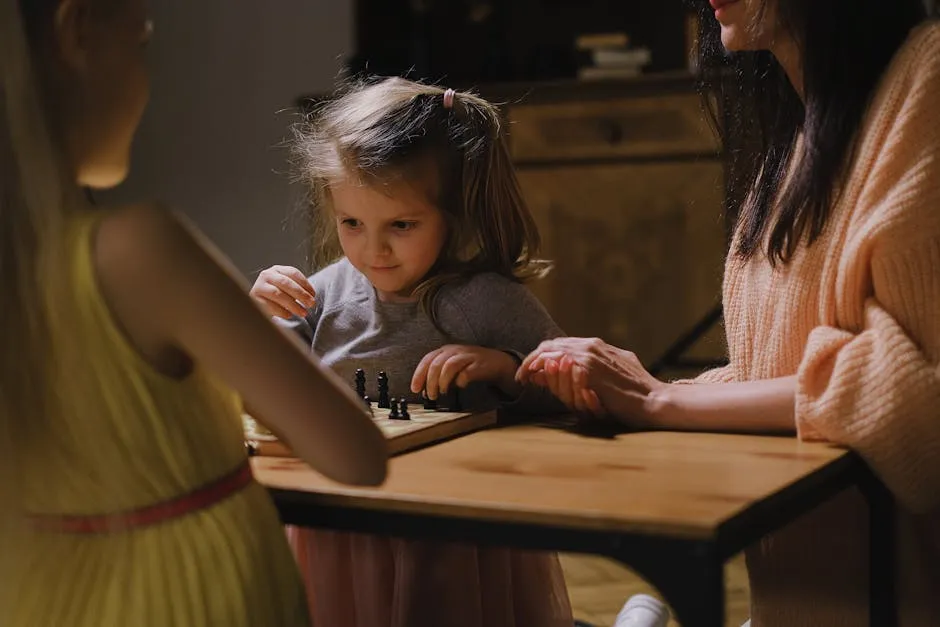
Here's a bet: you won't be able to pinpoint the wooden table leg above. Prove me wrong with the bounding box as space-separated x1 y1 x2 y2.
610 539 725 627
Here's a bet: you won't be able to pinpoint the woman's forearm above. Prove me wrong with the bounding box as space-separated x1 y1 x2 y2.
644 376 798 434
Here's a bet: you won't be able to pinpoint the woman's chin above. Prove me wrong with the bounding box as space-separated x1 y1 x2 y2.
720 28 748 52
77 161 130 190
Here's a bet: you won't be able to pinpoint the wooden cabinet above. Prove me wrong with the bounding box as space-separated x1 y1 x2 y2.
510 94 718 162
498 78 729 375
518 162 726 367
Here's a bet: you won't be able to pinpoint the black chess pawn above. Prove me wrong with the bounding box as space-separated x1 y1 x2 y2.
399 398 410 420
388 398 400 419
355 368 366 399
377 371 390 409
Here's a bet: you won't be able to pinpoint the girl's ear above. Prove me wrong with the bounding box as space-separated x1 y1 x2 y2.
52 0 93 74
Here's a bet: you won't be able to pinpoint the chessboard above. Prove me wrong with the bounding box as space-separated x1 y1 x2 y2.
243 407 497 458
244 368 498 458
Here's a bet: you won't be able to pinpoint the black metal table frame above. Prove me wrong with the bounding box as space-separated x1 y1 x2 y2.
271 452 895 627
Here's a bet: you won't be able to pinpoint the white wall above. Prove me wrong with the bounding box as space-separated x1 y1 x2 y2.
102 1 353 276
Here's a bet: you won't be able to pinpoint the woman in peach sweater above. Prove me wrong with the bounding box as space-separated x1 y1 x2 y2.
518 1 940 625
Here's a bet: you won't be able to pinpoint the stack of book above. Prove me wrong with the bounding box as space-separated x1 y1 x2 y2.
575 32 652 81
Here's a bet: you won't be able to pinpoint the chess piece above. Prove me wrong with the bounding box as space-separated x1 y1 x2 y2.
355 368 366 399
447 386 462 412
377 371 390 409
422 391 437 411
399 398 410 420
362 394 372 409
389 398 401 419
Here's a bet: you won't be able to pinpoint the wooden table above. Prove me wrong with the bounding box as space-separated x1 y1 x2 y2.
254 418 895 627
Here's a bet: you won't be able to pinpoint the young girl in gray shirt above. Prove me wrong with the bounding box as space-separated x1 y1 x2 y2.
251 77 573 627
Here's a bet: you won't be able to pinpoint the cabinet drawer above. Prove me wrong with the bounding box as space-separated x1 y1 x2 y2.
509 94 719 162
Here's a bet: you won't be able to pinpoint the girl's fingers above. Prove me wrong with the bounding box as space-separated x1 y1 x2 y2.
411 350 440 394
269 274 316 310
423 351 452 400
569 363 591 414
279 266 317 302
583 388 604 414
258 285 308 318
438 353 473 393
554 356 576 408
265 300 295 320
522 351 568 378
518 341 566 376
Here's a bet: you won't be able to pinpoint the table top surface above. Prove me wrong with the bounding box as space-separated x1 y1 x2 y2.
253 418 853 540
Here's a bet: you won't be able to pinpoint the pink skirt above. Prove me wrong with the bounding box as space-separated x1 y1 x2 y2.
286 526 573 627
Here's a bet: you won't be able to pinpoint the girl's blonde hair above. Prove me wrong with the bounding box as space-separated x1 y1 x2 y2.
292 76 551 322
1 0 85 585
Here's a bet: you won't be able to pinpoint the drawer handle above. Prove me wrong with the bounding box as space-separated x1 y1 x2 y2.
597 119 625 145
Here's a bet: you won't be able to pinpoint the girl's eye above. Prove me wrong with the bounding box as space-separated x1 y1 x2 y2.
391 221 417 231
340 218 361 229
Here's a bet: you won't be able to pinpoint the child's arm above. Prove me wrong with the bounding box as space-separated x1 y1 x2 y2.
429 274 568 415
93 205 387 486
251 265 320 345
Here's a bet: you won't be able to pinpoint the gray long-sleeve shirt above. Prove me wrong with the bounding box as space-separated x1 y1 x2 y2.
281 258 565 415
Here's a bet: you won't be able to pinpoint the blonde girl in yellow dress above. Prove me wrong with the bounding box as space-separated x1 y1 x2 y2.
0 0 388 625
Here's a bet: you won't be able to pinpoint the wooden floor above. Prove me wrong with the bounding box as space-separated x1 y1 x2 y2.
561 552 750 627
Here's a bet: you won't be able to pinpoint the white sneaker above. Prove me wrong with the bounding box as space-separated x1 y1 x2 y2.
613 594 671 627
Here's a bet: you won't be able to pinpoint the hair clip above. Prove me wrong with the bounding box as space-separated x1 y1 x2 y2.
443 88 456 110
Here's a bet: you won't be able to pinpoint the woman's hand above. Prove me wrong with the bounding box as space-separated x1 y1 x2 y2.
249 265 316 319
517 337 665 424
411 345 521 400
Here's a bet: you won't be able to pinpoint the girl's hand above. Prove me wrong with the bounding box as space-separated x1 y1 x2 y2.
411 345 521 400
527 354 605 416
249 265 316 319
517 337 665 425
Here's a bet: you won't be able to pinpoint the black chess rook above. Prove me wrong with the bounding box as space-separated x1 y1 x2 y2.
422 391 437 411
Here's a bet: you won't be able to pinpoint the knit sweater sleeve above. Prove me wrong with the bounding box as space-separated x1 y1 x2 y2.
673 363 735 385
795 34 940 513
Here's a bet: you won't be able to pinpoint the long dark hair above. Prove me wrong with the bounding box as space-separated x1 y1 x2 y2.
694 0 928 264
292 76 549 324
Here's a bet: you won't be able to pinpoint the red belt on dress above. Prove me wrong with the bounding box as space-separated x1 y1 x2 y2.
28 460 253 533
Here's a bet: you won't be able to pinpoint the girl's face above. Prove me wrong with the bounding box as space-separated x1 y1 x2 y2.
710 0 781 51
51 0 153 188
330 178 448 302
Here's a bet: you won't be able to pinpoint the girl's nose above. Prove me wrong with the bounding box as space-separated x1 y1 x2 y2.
366 233 392 257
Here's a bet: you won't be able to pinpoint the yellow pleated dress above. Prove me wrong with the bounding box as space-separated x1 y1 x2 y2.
3 211 309 627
